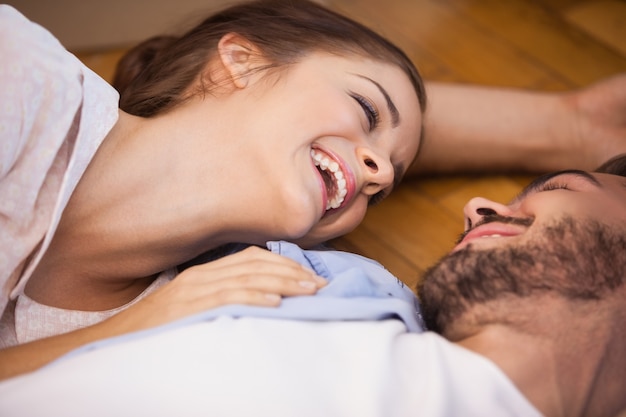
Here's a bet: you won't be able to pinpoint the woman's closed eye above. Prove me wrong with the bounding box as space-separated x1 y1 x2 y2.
350 92 380 132
539 181 571 192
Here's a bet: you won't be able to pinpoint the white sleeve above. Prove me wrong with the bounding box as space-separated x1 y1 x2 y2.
0 5 83 178
0 5 88 318
0 5 119 310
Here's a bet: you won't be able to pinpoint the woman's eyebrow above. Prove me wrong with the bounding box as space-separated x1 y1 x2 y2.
355 74 400 127
512 169 602 203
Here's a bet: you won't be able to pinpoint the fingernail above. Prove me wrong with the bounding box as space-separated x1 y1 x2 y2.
313 276 327 286
265 293 281 302
298 280 316 289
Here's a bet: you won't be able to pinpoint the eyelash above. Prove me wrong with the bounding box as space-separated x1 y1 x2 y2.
351 93 380 131
368 190 386 206
540 182 571 192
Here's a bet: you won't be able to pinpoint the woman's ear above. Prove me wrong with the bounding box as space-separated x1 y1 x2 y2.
217 33 263 89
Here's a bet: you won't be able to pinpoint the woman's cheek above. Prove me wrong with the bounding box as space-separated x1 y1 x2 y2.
333 198 369 236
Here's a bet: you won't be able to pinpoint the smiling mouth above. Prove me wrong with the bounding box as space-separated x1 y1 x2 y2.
311 149 348 210
453 220 533 252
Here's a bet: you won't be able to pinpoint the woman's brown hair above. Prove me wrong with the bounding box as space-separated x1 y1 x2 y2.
113 0 426 117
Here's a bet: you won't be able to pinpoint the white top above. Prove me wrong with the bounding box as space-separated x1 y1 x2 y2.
0 318 543 417
0 5 124 346
0 5 119 318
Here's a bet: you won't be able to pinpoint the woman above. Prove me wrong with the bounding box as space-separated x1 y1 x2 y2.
1 0 625 380
0 0 425 378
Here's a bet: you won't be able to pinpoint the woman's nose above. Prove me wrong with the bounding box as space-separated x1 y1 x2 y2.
463 196 513 231
356 146 394 195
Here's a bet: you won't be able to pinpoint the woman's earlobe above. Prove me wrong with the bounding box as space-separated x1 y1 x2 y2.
217 33 259 89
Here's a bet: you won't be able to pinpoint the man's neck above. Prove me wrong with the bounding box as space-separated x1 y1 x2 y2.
457 325 561 416
456 303 626 417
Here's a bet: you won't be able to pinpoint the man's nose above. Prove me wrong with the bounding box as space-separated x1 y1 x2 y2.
463 197 513 231
357 146 394 196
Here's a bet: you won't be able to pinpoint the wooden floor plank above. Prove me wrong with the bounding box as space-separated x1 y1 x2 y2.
330 225 424 290
564 0 626 56
447 0 626 86
333 0 569 88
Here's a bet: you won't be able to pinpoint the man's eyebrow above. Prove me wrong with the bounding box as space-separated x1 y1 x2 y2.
355 74 400 127
512 169 602 203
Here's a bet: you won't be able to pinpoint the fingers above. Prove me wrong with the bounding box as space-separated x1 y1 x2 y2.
177 247 326 302
120 246 327 331
181 246 326 289
180 269 324 302
158 246 325 315
185 288 285 311
195 246 316 273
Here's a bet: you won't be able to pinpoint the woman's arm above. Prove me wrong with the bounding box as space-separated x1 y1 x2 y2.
410 73 626 176
0 247 326 380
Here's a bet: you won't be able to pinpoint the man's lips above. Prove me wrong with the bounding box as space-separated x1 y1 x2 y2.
453 223 528 252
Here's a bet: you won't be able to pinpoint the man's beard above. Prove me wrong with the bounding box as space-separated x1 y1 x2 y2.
418 216 626 337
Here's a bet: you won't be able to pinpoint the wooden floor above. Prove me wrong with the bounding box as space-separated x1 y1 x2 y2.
74 0 626 292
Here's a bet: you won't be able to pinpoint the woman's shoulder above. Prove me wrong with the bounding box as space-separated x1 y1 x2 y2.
0 5 118 176
0 5 89 92
0 5 70 63
0 6 84 174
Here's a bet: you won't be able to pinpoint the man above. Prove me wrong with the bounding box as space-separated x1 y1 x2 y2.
0 156 624 417
417 154 626 417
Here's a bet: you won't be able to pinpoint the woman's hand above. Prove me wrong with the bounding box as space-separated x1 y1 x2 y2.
109 246 327 332
0 246 325 380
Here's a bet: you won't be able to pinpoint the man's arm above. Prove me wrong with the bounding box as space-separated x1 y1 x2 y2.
409 74 626 176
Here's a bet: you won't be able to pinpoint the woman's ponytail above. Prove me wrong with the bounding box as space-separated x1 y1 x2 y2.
112 36 176 96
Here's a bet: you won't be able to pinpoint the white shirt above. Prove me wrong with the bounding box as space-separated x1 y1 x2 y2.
0 318 542 417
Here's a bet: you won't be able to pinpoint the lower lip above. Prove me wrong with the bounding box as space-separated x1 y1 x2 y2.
453 231 520 252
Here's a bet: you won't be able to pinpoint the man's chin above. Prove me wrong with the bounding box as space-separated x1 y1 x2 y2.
418 216 626 335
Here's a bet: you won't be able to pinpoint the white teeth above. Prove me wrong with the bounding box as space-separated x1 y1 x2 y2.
481 234 502 238
311 149 348 211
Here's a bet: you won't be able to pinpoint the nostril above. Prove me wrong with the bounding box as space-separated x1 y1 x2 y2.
476 207 497 216
364 158 378 171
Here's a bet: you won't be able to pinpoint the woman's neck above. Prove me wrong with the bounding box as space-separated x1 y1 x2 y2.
27 102 286 309
61 109 261 267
